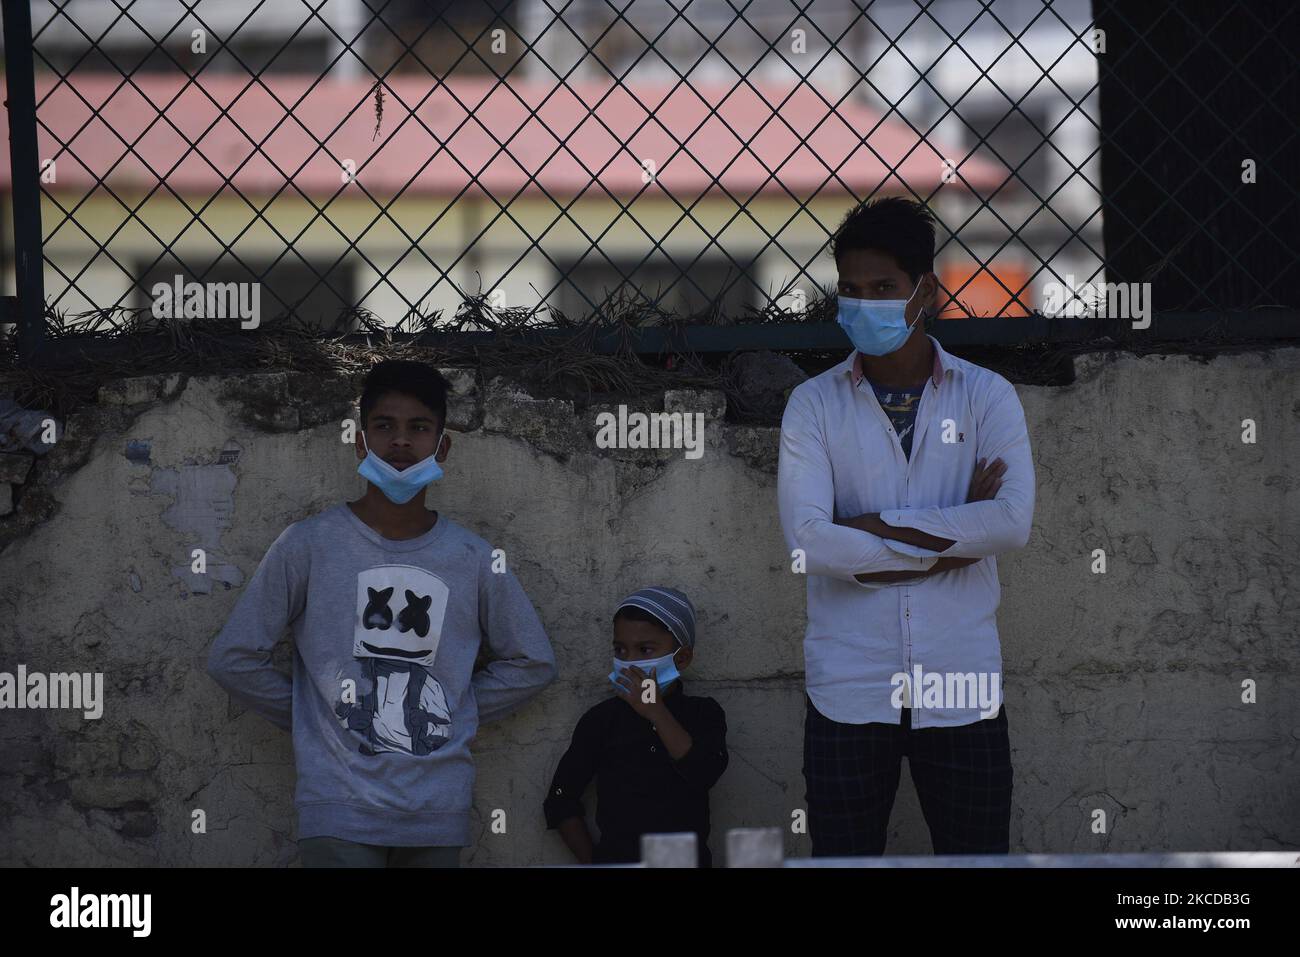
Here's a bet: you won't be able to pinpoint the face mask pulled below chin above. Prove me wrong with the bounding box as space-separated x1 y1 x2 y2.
357 430 445 504
608 649 682 692
836 283 925 356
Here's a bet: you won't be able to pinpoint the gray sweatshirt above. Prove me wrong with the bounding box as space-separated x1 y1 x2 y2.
206 503 558 847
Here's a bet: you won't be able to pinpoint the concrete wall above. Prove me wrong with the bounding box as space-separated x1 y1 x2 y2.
1 346 1296 865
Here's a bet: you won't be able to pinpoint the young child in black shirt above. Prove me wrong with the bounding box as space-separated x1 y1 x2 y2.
543 587 728 867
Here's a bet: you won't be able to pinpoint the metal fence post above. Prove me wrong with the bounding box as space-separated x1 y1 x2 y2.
2 0 46 362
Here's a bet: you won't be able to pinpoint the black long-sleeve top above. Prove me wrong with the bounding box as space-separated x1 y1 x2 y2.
543 679 729 867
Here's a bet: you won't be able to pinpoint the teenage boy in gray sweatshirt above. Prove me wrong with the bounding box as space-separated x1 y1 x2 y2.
207 359 558 867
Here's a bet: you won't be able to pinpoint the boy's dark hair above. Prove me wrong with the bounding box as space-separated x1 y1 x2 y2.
613 605 680 647
359 360 450 431
830 196 937 284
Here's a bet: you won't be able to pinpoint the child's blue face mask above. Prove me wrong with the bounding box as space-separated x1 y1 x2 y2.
837 282 925 356
609 648 682 692
357 430 445 504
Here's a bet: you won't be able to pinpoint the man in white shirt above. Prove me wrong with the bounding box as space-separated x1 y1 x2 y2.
778 197 1036 856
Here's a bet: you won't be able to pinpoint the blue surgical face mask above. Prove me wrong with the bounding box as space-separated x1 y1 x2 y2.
608 648 682 692
837 282 925 356
357 429 446 504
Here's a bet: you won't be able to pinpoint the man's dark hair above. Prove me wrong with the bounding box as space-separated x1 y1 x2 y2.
359 360 449 431
830 196 937 284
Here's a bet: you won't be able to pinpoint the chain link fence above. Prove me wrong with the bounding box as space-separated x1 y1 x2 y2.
1 0 1296 360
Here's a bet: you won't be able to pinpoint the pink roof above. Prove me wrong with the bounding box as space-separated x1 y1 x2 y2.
1 73 1002 199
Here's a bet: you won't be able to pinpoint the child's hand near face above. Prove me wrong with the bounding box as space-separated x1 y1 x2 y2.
612 664 669 722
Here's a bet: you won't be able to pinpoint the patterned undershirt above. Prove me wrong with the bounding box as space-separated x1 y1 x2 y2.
866 379 927 460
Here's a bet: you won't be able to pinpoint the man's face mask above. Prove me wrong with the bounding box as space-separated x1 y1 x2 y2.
836 281 925 356
357 430 446 504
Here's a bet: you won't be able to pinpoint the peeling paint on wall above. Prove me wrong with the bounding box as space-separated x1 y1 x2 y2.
124 440 151 465
153 462 243 595
0 352 1296 866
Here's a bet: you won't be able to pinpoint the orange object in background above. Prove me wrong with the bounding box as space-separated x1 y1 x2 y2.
937 263 1033 318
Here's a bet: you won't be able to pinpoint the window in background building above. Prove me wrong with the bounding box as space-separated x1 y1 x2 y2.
555 255 758 322
962 102 1051 198
37 38 333 76
135 256 357 331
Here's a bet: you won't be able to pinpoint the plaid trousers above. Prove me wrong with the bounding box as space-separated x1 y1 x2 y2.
802 695 1013 856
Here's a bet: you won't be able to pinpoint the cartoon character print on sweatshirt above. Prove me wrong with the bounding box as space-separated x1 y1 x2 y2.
335 565 453 756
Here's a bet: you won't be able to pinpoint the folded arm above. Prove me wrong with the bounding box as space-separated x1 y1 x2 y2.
777 389 939 584
843 380 1036 562
663 698 728 791
851 554 982 585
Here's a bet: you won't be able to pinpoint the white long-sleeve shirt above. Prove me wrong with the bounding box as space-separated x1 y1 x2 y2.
777 335 1036 727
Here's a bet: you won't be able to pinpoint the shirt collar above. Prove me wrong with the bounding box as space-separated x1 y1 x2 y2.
846 334 955 390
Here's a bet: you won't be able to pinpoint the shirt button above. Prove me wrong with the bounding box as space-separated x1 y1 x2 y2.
650 746 656 752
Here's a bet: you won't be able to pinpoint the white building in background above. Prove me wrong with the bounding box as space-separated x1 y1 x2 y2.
522 0 1104 316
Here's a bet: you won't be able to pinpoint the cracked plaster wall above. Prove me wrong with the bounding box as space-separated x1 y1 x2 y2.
0 347 1296 865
